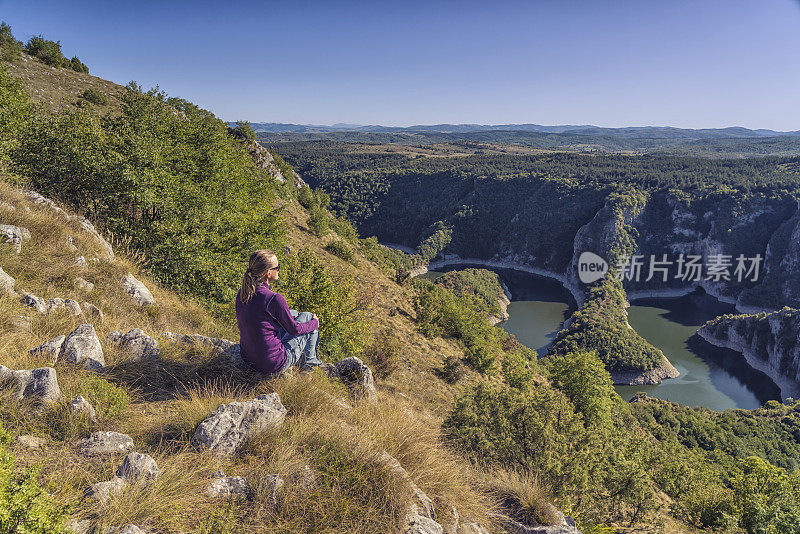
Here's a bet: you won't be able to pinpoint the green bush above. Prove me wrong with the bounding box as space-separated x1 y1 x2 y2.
308 206 330 236
330 216 359 243
324 240 355 262
232 120 256 142
436 355 465 384
0 424 69 533
68 56 88 73
545 350 616 426
14 83 286 314
80 88 107 105
275 249 367 360
24 36 64 67
0 22 22 62
0 65 31 172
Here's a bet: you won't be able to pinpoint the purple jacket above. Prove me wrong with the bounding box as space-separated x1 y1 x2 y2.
235 282 319 374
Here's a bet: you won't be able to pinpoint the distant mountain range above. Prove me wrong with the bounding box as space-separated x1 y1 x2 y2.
241 122 800 139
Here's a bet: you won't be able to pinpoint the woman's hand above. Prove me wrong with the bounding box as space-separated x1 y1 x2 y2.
311 313 319 322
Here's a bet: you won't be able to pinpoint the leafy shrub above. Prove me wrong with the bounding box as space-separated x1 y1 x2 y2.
80 88 107 105
232 120 256 142
14 84 286 314
545 350 616 426
324 240 354 262
0 65 31 172
24 36 64 67
297 185 316 209
0 22 22 62
330 216 359 243
275 249 368 360
68 56 88 73
362 329 402 379
434 268 505 317
0 424 69 533
308 206 329 236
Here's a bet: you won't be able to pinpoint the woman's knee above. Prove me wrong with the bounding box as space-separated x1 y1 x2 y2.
296 311 313 322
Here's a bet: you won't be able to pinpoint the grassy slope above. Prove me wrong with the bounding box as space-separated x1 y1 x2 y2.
4 52 126 114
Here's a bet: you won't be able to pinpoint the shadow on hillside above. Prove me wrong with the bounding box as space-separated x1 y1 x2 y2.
100 353 266 402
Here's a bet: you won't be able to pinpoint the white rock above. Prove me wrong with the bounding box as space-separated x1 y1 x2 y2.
191 393 287 456
66 235 78 251
107 329 159 360
121 273 155 306
20 293 48 314
74 277 94 292
73 256 88 269
17 435 46 449
0 224 28 253
0 266 16 296
81 302 104 321
77 431 134 457
107 526 145 534
115 452 158 483
71 395 97 422
62 324 105 370
65 298 83 316
206 475 251 499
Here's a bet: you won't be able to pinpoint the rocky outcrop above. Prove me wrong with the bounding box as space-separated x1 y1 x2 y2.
161 332 242 367
698 307 800 399
20 292 48 313
107 329 160 360
191 393 287 456
107 526 145 534
610 356 680 386
62 324 105 369
81 302 104 321
77 431 135 457
379 451 444 534
324 357 378 404
74 277 94 292
121 273 155 306
0 365 61 403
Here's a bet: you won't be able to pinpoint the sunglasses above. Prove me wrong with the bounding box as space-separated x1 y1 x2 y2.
269 264 280 271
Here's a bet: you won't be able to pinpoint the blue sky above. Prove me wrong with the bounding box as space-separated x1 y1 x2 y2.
2 0 799 129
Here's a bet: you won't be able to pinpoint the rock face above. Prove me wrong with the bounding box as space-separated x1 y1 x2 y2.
121 273 155 306
0 365 61 403
497 514 582 534
0 224 30 253
0 266 16 296
17 435 46 449
78 431 135 457
115 452 158 483
107 329 160 360
107 527 145 534
191 393 287 456
62 324 105 370
71 395 97 421
206 472 251 499
324 357 378 404
81 302 104 321
698 307 800 399
610 356 680 386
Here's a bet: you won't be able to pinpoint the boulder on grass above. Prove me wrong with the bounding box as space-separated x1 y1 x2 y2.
20 293 48 314
0 365 61 403
86 477 125 503
115 452 158 483
29 335 65 363
206 472 251 499
121 273 155 306
62 324 105 370
191 393 286 456
0 266 17 296
107 328 160 360
324 357 378 404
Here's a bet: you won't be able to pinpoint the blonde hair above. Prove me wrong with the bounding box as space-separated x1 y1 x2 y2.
239 249 277 303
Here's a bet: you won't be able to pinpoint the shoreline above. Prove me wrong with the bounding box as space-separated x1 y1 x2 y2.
697 328 800 401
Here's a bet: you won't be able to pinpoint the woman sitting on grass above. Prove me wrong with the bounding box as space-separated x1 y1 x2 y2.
235 249 322 375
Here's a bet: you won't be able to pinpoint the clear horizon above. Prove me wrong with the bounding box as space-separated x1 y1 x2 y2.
2 0 799 130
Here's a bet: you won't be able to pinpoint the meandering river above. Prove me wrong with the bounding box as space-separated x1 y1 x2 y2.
423 265 781 410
